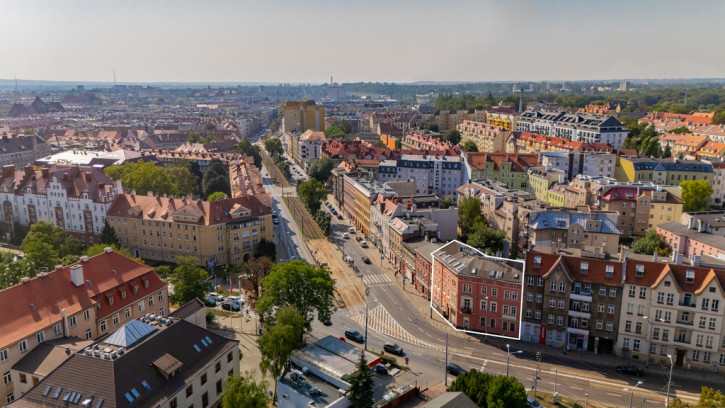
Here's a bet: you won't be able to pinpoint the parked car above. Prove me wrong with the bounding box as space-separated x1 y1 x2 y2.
204 297 217 307
373 364 388 375
324 202 329 207
273 218 280 225
345 329 365 343
342 232 350 239
304 383 320 395
362 256 371 264
227 296 244 305
446 363 466 376
208 292 224 302
360 241 368 248
356 236 362 242
337 214 343 220
527 396 544 407
221 301 240 312
616 365 644 376
348 227 355 234
383 342 404 355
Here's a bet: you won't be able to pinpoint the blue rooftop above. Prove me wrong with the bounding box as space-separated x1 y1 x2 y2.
103 319 157 348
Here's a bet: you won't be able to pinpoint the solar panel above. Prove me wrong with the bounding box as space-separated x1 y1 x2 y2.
205 336 212 344
142 380 150 390
131 388 140 398
63 392 72 402
201 339 208 347
124 393 134 403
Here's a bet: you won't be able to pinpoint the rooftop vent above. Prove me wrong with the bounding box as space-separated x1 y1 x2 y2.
80 256 89 263
21 277 31 283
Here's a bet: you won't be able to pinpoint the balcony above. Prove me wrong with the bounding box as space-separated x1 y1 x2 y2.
460 306 472 315
676 319 693 326
568 309 591 319
567 326 589 336
570 292 592 302
678 301 696 308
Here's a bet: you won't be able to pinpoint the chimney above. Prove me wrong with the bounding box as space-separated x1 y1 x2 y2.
104 247 113 253
652 252 658 262
61 309 70 337
1 165 14 178
620 247 629 262
70 264 84 286
693 255 701 267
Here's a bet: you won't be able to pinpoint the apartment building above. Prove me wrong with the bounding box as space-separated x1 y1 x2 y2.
0 249 168 404
282 100 325 133
378 154 463 198
432 241 524 337
658 133 708 157
463 153 540 190
600 186 683 238
485 108 517 131
295 130 326 171
527 212 621 255
528 167 567 202
457 121 510 153
657 220 725 260
522 251 624 354
538 151 616 181
616 254 725 371
517 110 628 149
106 193 273 267
0 134 52 170
615 157 713 186
0 165 121 246
8 319 238 408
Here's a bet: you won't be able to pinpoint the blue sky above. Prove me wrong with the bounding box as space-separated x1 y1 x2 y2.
1 0 723 83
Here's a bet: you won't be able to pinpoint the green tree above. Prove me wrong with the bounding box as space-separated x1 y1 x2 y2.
254 239 276 261
207 191 226 201
467 222 506 256
458 197 483 241
712 111 725 125
309 156 334 183
99 218 121 246
104 160 179 196
168 256 208 305
443 129 461 145
264 137 284 160
631 229 672 256
236 140 262 168
440 196 455 209
297 178 328 213
448 370 528 408
680 180 713 212
670 126 691 134
662 144 673 158
347 352 374 408
154 264 172 279
325 125 346 139
204 122 217 131
461 140 479 152
21 222 84 271
201 135 218 143
395 138 402 149
186 131 202 143
256 260 336 328
237 256 273 308
258 306 305 399
85 243 136 260
202 158 231 197
166 165 198 196
222 372 270 408
23 128 34 135
0 251 32 290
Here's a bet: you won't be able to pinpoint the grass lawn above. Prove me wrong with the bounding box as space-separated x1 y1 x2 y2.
207 308 238 319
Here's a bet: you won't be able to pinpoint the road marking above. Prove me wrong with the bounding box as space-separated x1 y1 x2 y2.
362 274 393 286
607 393 621 397
464 346 474 350
353 305 441 351
492 352 504 356
570 386 583 390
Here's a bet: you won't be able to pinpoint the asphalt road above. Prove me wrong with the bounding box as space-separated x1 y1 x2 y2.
259 151 699 407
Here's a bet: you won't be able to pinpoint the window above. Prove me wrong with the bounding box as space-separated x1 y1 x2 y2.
657 292 664 303
6 392 14 403
19 373 26 384
713 299 720 312
550 281 557 291
608 304 615 314
100 320 107 333
598 304 605 313
702 298 710 309
215 361 221 373
558 299 565 309
148 297 154 307
700 317 707 328
609 288 617 297
633 339 640 351
481 287 487 296
125 307 131 319
85 329 92 339
138 301 145 313
623 337 630 349
69 316 77 327
639 288 647 299
629 287 636 297
54 323 62 335
491 288 497 297
710 318 717 330
527 293 533 302
605 265 614 278
19 340 27 353
596 320 603 330
635 322 642 334
548 314 555 324
186 385 193 397
3 372 11 384
666 293 674 305
559 282 566 292
490 302 497 313
37 331 45 343
202 392 209 408
216 379 223 395
693 350 700 361
625 320 632 332
662 330 669 341
84 309 90 320
528 276 534 285
697 334 704 346
227 352 233 363
635 264 645 277
480 300 487 311
626 303 634 314
170 398 178 408
599 287 606 296
535 310 541 319
0 349 8 362
201 373 207 385
606 321 613 332
113 314 119 326
549 299 556 308
536 294 542 303
158 292 163 302
537 277 543 287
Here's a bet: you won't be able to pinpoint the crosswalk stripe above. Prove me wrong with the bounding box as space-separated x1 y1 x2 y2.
362 274 392 286
353 305 441 351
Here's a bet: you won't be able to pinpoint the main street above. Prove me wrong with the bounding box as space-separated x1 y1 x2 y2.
258 141 704 407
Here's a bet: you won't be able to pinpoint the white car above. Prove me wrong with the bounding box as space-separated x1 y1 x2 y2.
359 241 368 248
348 227 355 234
208 292 224 302
342 232 350 239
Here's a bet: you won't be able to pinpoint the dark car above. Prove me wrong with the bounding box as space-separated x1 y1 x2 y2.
362 256 371 264
446 363 466 376
345 329 364 343
373 364 388 375
616 365 644 376
221 301 240 312
337 214 343 220
383 342 404 356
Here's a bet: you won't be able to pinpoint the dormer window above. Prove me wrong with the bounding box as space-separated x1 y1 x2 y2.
144 279 149 289
635 264 644 277
605 265 614 278
109 296 114 306
133 285 139 294
686 270 694 283
121 290 126 299
533 256 541 268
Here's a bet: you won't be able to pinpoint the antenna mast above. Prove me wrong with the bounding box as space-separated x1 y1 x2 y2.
113 69 117 85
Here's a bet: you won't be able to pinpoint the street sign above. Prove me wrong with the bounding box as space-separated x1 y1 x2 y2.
405 357 409 365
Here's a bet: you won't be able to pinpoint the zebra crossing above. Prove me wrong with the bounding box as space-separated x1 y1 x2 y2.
361 274 392 286
353 305 441 351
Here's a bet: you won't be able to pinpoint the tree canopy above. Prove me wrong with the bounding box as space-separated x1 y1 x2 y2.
85 244 136 260
256 260 336 328
439 196 455 209
236 256 273 309
680 180 713 212
258 306 305 399
443 129 462 145
461 140 479 152
222 372 270 408
668 386 725 408
254 238 276 261
21 221 84 271
448 370 529 408
631 229 672 256
347 352 374 408
297 178 329 213
309 156 334 183
0 251 32 290
458 197 483 241
104 160 179 196
166 165 198 196
100 218 121 247
264 137 284 160
207 191 226 201
237 140 262 168
467 221 506 256
202 158 231 197
168 256 208 305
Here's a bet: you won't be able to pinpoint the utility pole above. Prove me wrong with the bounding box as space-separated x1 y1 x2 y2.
554 368 558 394
665 354 673 407
533 352 542 398
364 287 370 351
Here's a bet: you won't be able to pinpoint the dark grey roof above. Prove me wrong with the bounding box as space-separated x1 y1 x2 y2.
422 392 478 408
169 298 205 320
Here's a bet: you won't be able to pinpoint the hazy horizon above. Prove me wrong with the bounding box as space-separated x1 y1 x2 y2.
2 0 724 84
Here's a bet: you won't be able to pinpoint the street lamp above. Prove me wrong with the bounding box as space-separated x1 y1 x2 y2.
585 394 589 408
506 344 523 377
665 354 674 407
624 380 643 408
